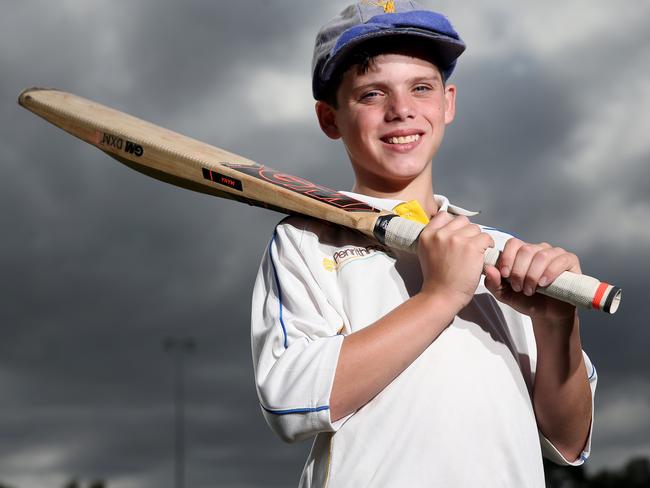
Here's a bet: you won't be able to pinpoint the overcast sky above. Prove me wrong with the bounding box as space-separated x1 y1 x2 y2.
1 1 649 487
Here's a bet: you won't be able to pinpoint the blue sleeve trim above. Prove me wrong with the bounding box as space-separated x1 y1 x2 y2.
588 362 597 381
481 226 522 240
261 403 330 415
268 232 289 349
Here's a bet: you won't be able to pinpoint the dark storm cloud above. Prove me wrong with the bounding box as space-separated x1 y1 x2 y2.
1 2 320 485
437 52 578 220
1 1 648 486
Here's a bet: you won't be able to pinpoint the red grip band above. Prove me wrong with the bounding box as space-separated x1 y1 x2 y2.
591 282 610 310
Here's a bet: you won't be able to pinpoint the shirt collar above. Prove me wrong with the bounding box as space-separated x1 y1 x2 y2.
340 191 480 217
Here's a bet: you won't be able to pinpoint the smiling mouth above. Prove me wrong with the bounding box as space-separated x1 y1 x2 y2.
383 134 421 145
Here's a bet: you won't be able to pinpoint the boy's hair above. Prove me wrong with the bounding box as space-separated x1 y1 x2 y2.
312 1 465 103
320 36 447 109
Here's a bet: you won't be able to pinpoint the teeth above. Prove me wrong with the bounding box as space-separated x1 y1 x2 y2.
386 134 420 144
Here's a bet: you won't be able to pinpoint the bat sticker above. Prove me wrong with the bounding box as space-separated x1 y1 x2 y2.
221 162 379 213
202 168 243 191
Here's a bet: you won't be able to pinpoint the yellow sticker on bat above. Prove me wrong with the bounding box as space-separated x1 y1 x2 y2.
392 200 430 224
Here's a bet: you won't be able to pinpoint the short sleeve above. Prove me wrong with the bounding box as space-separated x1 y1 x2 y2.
540 350 598 465
251 220 348 443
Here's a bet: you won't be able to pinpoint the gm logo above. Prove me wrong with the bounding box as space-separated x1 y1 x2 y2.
99 132 144 157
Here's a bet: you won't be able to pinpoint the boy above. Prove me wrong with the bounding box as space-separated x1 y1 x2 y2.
251 1 597 486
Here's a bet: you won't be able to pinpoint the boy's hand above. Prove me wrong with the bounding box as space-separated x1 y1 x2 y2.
417 212 495 311
484 239 581 321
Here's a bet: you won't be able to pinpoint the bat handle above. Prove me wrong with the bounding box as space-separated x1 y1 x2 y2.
373 215 622 314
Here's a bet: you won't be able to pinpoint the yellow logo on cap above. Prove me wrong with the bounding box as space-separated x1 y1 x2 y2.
363 0 396 13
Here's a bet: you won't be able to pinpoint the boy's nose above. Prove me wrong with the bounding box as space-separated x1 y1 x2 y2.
385 92 415 121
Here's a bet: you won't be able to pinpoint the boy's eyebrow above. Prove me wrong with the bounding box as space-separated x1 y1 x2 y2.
409 74 443 84
351 74 443 92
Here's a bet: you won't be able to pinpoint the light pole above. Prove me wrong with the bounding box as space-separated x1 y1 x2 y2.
163 336 196 488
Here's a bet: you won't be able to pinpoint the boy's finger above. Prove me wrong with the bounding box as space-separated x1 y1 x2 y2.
523 247 566 295
439 213 470 231
453 222 483 238
538 252 581 287
477 232 496 251
496 238 524 278
425 211 456 230
438 215 482 238
483 264 502 290
508 243 550 293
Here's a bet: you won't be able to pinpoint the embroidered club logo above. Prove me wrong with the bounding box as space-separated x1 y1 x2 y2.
363 0 396 13
323 244 393 271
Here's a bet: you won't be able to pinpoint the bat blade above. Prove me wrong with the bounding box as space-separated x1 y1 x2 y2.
17 87 386 236
17 87 622 313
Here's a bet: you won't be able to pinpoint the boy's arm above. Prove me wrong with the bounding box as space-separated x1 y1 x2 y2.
483 239 593 463
252 220 352 443
531 311 592 463
330 212 494 421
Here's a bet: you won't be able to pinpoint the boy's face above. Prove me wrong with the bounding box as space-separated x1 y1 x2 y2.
316 52 456 192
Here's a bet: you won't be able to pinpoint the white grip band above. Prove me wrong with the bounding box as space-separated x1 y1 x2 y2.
381 216 621 314
381 215 425 254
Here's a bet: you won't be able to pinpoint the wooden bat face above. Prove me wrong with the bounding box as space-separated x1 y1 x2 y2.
18 88 388 237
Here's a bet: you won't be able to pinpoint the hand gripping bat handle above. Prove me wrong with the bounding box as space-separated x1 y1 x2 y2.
373 215 622 314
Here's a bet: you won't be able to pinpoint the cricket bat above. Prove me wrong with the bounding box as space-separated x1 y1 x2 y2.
17 87 622 314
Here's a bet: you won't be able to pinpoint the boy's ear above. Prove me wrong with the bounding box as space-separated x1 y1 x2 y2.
444 84 457 125
315 101 341 140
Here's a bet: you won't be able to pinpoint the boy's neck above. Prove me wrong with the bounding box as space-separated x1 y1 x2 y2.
351 176 439 218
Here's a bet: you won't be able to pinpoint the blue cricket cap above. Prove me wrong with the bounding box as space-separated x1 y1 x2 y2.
312 1 466 100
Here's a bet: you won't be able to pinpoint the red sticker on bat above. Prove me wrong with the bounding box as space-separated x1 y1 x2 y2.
221 162 379 213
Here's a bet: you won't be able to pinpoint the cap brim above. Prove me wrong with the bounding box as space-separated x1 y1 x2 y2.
316 29 466 98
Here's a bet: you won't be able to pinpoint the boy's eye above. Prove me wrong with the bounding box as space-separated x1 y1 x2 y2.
413 84 432 93
360 90 382 101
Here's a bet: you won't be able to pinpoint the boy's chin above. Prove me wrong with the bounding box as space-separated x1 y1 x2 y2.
352 156 433 189
383 160 431 179
379 148 436 172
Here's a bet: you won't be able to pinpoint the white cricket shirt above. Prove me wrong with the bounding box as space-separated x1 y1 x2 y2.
251 193 596 487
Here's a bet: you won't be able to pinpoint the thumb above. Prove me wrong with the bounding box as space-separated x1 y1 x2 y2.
484 264 517 305
484 264 527 311
483 265 502 292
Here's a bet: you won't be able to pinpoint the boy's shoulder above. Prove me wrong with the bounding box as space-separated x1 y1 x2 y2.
274 214 336 237
274 214 375 251
272 214 397 273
